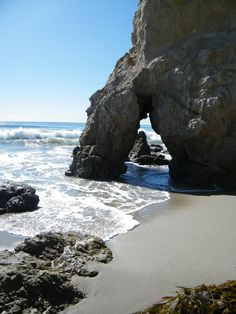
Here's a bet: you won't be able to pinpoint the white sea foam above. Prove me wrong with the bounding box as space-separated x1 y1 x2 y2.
0 122 171 241
0 127 82 140
0 143 169 240
0 126 161 147
139 128 162 142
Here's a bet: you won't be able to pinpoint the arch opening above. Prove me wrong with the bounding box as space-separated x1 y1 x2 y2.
136 93 153 121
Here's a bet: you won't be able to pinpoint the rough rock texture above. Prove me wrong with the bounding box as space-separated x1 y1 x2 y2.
0 182 39 215
0 232 112 313
129 131 151 161
69 0 236 187
129 131 169 165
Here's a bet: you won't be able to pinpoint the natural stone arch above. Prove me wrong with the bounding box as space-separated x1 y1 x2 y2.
67 86 157 179
67 88 140 179
67 66 160 180
67 0 236 187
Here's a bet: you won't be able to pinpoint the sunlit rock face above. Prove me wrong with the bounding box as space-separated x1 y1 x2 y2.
69 0 236 187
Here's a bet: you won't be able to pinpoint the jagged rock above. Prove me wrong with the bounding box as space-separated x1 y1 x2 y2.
136 154 169 166
65 146 81 177
129 131 151 161
0 232 112 313
129 131 169 165
69 0 236 187
0 182 39 215
150 144 163 153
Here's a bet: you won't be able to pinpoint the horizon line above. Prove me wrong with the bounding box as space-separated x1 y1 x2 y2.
0 120 151 126
0 119 87 124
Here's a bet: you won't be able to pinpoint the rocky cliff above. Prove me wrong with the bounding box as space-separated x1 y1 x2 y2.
68 0 236 187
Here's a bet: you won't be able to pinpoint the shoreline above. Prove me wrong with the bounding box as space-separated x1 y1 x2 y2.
1 191 236 313
0 230 25 251
64 192 236 314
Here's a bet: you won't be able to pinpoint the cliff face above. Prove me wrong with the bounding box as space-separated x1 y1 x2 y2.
69 0 236 187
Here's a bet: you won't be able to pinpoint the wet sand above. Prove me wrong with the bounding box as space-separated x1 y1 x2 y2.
65 193 236 314
0 231 25 250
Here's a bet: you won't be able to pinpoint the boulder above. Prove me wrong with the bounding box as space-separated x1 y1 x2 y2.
68 0 236 187
0 182 39 215
0 232 112 313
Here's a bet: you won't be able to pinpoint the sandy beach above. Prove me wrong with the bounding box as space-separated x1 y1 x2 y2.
0 231 25 251
64 192 236 314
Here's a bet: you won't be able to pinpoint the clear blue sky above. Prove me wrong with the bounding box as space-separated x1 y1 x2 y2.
0 0 138 122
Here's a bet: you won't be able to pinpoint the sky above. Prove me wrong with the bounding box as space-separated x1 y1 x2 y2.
0 0 138 122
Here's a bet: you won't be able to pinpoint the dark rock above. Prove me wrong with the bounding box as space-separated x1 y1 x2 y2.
129 131 151 161
15 232 113 271
0 269 81 314
5 193 39 213
78 269 98 277
26 271 80 307
0 182 39 215
66 146 81 176
0 208 7 215
0 232 113 313
15 232 65 259
135 154 169 166
65 170 74 176
68 0 236 188
150 144 164 153
129 131 169 166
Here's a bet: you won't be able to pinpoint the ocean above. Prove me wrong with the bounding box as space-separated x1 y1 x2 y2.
0 121 222 245
0 121 171 242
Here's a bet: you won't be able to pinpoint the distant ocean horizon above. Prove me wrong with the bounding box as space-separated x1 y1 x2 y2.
0 120 162 149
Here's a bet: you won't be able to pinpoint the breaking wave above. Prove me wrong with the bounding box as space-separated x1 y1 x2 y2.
0 127 82 140
139 128 162 143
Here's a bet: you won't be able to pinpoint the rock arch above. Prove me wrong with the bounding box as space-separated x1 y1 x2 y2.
67 0 236 187
67 87 147 179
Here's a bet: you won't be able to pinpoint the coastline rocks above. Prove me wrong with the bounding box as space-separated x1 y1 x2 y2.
69 0 236 187
129 131 169 166
0 232 112 313
129 131 151 161
134 154 169 166
65 146 82 177
0 182 39 215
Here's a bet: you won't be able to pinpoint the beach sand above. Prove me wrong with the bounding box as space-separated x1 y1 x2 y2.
64 193 236 314
0 231 25 251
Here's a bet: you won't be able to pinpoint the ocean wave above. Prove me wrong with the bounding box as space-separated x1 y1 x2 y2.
0 155 169 240
0 127 82 140
139 128 162 142
0 126 161 143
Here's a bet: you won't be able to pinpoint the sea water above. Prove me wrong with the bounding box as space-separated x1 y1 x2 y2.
0 121 221 242
0 121 170 241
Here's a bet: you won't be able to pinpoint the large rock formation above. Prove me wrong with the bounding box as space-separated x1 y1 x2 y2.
69 0 236 187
